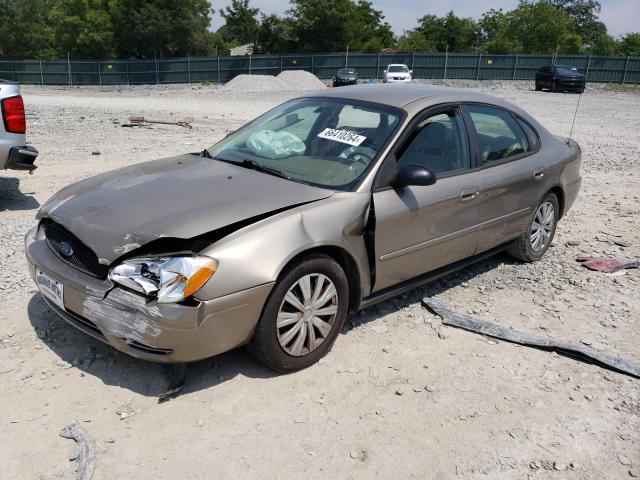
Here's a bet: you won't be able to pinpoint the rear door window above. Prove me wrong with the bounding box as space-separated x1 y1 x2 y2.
465 105 529 164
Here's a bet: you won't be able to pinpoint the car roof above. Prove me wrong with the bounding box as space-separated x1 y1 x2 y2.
306 84 508 109
387 64 408 67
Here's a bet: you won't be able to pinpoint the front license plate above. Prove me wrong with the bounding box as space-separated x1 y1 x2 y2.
36 267 65 310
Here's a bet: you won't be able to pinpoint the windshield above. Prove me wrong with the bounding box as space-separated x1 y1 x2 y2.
207 98 402 189
556 66 579 75
338 69 356 75
388 65 409 73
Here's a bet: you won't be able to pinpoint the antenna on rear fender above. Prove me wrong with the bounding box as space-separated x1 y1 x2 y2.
567 93 582 145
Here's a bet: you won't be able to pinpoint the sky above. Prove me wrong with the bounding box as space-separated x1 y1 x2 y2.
210 0 638 38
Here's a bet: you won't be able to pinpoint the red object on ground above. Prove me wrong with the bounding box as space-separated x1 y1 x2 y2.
576 256 639 273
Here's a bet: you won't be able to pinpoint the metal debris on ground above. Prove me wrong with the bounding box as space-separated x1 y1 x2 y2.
126 116 193 129
576 256 639 273
422 297 640 379
59 420 95 480
158 363 188 403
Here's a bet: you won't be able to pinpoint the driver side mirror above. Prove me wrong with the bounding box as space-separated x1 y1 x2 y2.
393 164 436 188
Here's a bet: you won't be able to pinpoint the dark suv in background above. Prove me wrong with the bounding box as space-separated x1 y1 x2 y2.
535 65 586 93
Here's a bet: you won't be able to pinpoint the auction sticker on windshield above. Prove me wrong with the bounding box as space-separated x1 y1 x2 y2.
317 128 366 146
36 267 65 309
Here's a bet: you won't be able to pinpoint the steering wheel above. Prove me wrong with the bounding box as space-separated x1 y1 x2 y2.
338 146 374 167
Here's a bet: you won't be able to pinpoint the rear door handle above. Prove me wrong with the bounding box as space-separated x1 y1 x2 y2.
459 187 480 203
533 169 545 180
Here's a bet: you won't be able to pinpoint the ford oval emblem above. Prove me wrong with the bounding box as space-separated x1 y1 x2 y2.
59 242 74 257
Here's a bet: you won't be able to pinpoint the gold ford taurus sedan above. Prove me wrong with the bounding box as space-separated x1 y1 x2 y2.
25 85 581 372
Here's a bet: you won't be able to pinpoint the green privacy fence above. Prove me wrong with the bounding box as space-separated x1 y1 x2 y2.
1 52 638 85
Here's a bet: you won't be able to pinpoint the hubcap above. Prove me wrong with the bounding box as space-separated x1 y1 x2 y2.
276 273 338 357
530 201 555 252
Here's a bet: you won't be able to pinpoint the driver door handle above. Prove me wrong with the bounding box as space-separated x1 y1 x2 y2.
533 169 545 180
459 187 480 203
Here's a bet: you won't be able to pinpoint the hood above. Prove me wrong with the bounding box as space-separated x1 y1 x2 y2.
38 154 334 263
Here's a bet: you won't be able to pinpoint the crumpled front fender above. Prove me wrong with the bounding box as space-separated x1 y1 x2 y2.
195 192 372 301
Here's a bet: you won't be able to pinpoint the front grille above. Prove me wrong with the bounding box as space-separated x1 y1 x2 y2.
42 221 109 278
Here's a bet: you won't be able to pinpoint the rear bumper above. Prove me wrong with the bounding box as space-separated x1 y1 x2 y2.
564 176 582 214
7 145 38 171
24 225 274 363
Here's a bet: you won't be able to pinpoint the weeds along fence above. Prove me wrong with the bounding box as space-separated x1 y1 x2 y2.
1 52 638 86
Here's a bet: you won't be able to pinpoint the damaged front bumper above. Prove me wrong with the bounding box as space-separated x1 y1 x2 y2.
24 225 274 363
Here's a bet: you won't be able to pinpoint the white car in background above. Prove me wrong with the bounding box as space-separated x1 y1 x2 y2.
383 64 412 83
1 80 38 172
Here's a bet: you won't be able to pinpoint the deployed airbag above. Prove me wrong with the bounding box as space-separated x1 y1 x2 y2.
247 130 306 159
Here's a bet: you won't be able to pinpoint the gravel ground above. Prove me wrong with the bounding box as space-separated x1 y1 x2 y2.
0 80 638 479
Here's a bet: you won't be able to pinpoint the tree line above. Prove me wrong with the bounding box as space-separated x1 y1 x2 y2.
1 0 638 60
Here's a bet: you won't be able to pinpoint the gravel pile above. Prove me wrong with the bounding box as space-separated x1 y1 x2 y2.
224 71 326 92
223 74 287 92
276 70 326 90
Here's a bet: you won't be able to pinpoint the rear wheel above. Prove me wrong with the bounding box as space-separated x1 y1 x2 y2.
248 254 349 372
507 193 559 262
535 81 542 91
551 80 559 92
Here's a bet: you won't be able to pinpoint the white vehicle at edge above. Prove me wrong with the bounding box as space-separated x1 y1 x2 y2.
0 80 38 172
383 64 412 83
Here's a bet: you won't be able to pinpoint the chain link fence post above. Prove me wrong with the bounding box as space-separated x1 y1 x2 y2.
187 57 191 84
126 60 130 85
622 56 630 84
585 54 592 81
40 60 44 85
67 52 72 86
97 61 102 86
311 54 314 76
512 54 518 80
376 53 380 80
476 52 481 80
11 61 16 82
444 48 448 79
217 55 221 84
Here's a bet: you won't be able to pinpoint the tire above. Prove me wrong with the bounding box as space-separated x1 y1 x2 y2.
535 81 542 91
551 80 559 92
248 254 349 373
507 192 559 263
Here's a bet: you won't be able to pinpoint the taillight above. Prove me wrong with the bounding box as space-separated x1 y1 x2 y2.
2 95 26 134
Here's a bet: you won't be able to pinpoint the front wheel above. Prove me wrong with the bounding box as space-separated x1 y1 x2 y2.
507 193 559 262
535 81 542 91
248 254 349 372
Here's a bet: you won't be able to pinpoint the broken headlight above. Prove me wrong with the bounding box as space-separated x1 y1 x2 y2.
108 256 218 304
